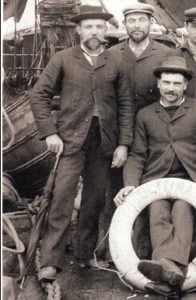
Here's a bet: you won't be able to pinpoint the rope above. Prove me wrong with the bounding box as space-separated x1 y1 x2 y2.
35 245 62 300
24 154 62 299
3 214 25 277
3 214 25 254
3 108 15 151
93 229 147 296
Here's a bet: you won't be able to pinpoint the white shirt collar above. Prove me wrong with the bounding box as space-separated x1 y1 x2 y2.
160 97 185 108
128 37 150 54
81 44 105 65
81 44 105 56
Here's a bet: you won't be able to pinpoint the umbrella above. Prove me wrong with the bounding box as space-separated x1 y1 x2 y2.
19 153 61 285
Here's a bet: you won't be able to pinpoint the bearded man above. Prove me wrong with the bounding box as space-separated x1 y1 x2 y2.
105 2 173 244
110 1 172 114
30 5 134 280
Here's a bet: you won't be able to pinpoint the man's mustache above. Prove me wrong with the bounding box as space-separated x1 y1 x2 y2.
83 35 107 44
165 92 176 95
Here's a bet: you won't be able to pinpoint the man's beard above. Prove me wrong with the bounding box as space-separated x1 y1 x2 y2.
83 36 107 51
129 30 149 43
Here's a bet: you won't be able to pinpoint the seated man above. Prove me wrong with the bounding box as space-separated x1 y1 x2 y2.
114 56 196 294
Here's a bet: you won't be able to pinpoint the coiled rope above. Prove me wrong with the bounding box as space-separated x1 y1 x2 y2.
28 193 62 300
34 243 61 300
3 214 25 276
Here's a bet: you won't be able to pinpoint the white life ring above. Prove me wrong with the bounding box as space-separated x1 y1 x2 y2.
109 178 196 292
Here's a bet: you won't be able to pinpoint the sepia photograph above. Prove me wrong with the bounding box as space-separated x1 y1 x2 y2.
2 0 196 299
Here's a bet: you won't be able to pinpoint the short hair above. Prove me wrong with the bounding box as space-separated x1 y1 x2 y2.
158 71 188 81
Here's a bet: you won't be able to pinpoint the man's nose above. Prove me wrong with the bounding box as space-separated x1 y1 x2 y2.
134 20 142 28
167 83 175 91
91 27 98 35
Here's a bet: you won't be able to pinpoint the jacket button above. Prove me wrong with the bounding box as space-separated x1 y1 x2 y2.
74 133 78 136
85 119 89 122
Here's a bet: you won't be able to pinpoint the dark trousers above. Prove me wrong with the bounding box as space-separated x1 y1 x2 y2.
103 168 123 259
149 199 194 266
40 118 112 269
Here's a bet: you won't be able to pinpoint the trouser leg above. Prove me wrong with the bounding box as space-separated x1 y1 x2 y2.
105 167 123 226
41 152 85 270
79 144 111 260
149 199 193 266
171 200 193 265
104 168 123 259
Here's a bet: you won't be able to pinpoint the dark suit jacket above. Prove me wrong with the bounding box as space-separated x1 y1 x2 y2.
30 46 134 156
174 42 196 98
123 97 196 186
109 39 172 114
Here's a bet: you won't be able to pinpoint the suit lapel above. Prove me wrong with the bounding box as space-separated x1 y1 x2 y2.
137 40 156 61
155 98 191 123
120 41 137 61
155 102 171 124
171 98 191 122
93 50 109 70
73 46 109 70
120 39 158 62
73 46 92 70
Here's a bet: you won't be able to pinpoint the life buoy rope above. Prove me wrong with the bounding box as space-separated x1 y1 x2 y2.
109 178 196 292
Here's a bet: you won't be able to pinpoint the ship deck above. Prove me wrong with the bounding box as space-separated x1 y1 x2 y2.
22 252 196 300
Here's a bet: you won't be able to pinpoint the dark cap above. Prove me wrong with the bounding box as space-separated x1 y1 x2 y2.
123 2 154 17
184 7 196 23
71 5 113 24
153 56 193 80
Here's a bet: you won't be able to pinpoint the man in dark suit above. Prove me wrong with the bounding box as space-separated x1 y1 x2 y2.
110 1 172 114
105 1 172 258
114 56 196 294
174 7 196 98
30 5 134 280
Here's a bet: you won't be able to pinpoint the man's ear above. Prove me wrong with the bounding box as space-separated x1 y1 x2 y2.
184 79 188 90
157 78 160 89
76 24 81 35
149 16 154 25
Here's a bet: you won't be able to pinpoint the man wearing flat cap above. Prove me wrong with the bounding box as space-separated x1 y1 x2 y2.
114 56 196 296
106 1 172 246
110 1 172 114
174 7 196 98
30 5 134 280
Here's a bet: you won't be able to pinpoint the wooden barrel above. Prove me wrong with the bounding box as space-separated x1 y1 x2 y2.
3 91 55 197
3 173 22 213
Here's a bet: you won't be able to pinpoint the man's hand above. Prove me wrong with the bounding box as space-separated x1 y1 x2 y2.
111 145 128 168
114 186 135 207
46 134 64 155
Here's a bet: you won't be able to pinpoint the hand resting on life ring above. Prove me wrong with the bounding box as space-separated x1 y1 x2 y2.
109 178 196 292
